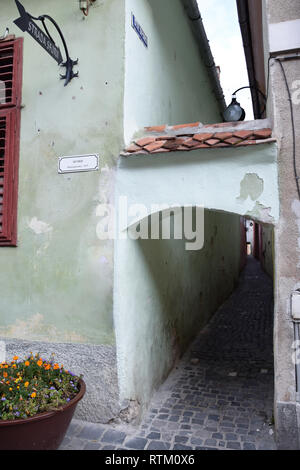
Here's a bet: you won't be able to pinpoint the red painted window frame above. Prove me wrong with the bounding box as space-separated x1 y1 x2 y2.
0 38 23 247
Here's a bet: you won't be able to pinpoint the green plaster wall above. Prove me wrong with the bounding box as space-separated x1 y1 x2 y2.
0 0 125 344
124 0 222 143
115 210 241 405
261 224 274 278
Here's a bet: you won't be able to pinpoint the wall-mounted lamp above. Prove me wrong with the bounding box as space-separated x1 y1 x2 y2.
223 95 245 122
223 86 267 122
79 0 96 16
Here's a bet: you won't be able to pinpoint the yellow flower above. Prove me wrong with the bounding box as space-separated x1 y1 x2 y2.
24 361 30 367
3 372 7 378
53 364 60 370
24 381 29 388
13 356 18 361
31 392 36 398
37 360 43 367
12 364 16 369
9 387 12 391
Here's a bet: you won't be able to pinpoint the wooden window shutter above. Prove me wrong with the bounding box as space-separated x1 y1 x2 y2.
0 38 23 246
0 38 23 109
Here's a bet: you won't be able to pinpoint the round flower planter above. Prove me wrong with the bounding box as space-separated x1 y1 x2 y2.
0 378 86 450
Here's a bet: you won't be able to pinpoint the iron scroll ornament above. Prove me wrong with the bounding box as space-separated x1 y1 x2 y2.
14 0 78 86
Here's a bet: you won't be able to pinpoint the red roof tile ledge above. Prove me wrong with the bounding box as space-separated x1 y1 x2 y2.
121 119 276 157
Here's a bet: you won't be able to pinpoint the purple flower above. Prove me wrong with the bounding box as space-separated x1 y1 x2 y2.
15 411 20 417
66 398 70 402
1 397 6 401
50 386 55 390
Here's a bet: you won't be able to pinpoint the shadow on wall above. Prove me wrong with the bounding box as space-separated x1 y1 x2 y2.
135 209 242 368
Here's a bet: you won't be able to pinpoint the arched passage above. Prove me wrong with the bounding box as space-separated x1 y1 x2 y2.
113 204 275 413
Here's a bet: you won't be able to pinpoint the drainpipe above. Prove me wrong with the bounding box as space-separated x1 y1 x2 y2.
181 0 226 117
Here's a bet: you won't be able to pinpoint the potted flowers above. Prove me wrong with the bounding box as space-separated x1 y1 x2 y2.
0 353 85 450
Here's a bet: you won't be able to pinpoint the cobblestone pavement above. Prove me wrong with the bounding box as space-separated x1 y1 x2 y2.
60 256 276 451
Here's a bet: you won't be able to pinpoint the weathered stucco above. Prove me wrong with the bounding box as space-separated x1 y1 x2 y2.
114 209 241 407
265 0 300 450
123 0 222 144
0 0 125 345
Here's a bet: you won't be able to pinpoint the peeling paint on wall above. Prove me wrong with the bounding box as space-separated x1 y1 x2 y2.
237 173 264 202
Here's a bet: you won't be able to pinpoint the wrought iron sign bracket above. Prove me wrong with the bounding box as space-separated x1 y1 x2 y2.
14 0 78 86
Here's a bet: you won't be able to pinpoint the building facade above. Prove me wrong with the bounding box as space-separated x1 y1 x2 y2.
236 0 300 449
1 0 299 449
0 0 232 423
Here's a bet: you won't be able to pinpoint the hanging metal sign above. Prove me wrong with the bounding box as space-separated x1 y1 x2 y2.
13 0 78 86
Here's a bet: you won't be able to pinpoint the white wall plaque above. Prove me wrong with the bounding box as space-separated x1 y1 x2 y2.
269 19 300 54
58 154 99 174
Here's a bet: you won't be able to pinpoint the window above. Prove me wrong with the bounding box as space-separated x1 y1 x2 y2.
0 38 23 246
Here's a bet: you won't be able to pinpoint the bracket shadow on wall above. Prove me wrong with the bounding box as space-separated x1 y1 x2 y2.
13 0 78 86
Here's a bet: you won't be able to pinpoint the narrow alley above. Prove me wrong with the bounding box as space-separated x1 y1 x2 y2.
60 256 276 451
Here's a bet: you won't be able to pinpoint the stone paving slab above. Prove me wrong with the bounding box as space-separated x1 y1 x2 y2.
59 257 276 451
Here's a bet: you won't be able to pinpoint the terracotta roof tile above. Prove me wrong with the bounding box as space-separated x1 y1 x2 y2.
151 148 171 154
163 138 185 150
145 125 167 133
126 143 142 153
183 138 199 148
194 143 211 148
214 132 233 141
157 136 176 141
144 140 167 152
206 138 221 146
236 140 257 147
253 129 272 139
122 121 275 157
214 142 232 148
176 145 190 151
